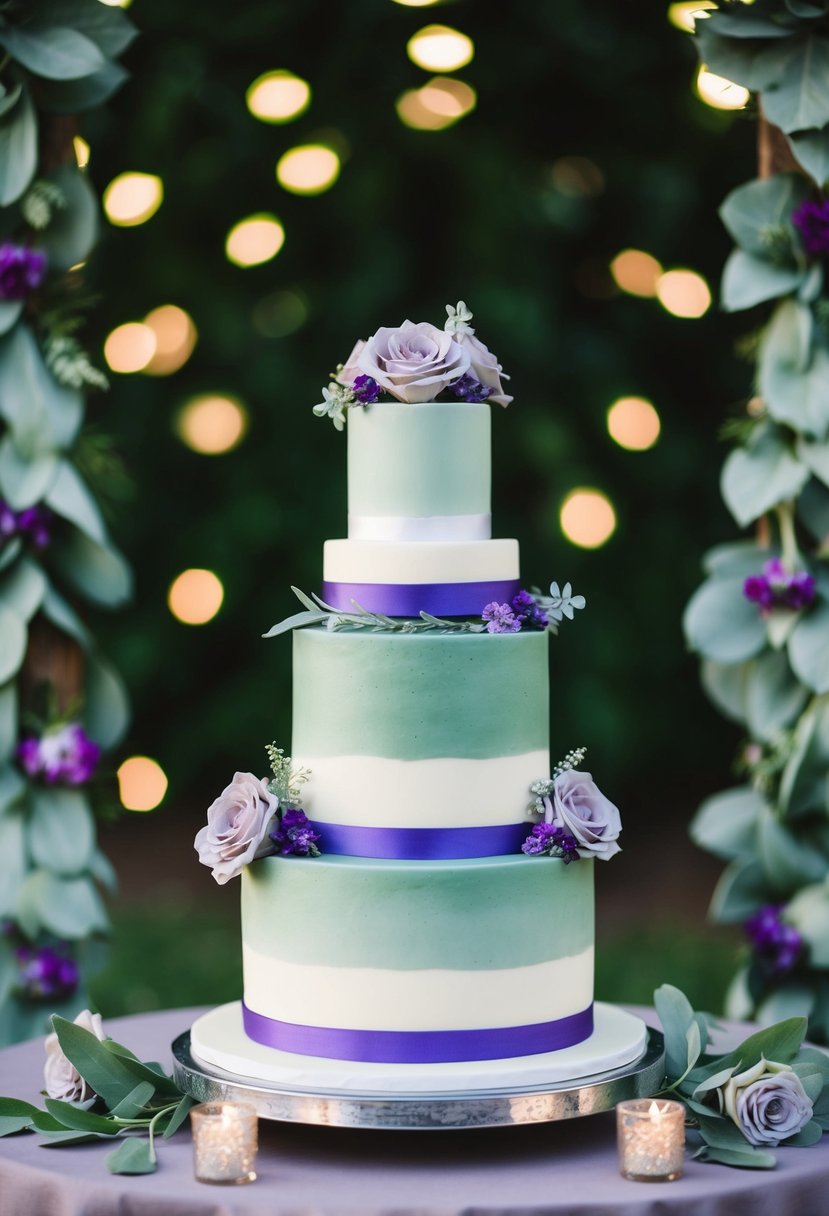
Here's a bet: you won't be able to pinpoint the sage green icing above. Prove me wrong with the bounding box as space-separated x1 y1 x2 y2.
242 854 593 970
292 627 549 759
347 402 491 520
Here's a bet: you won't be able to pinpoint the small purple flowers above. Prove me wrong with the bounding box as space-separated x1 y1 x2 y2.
521 822 580 863
269 807 321 857
18 723 101 787
511 588 549 630
0 243 47 300
744 905 804 977
351 374 380 405
15 944 78 1001
482 589 548 633
792 198 829 259
482 601 521 634
450 373 492 403
743 557 816 613
0 499 52 550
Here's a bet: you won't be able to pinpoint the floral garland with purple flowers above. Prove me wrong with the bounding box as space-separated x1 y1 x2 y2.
314 302 512 429
681 0 829 1042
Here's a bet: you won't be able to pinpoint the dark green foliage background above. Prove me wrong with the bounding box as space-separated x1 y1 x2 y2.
81 1 752 864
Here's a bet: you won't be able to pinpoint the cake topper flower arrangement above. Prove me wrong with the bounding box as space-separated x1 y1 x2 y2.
195 744 320 884
314 301 512 429
522 747 622 862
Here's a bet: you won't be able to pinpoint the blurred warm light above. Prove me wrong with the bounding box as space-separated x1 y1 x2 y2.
225 213 285 267
668 2 715 31
550 156 605 198
168 568 224 625
747 395 765 418
656 268 711 318
407 25 474 72
252 290 308 338
144 305 198 376
103 322 156 374
276 144 340 195
392 0 441 6
98 0 132 7
246 70 310 124
607 396 661 451
560 489 617 549
73 136 90 169
177 394 248 455
118 756 167 812
103 172 163 227
610 249 663 298
419 77 476 118
397 90 449 131
696 66 750 110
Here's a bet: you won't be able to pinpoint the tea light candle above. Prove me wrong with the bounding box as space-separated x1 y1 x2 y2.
190 1101 258 1185
616 1098 685 1182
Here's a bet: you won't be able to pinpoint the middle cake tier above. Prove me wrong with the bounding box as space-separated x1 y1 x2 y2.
292 626 549 858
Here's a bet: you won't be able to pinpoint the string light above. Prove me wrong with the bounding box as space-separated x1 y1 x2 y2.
696 66 749 111
103 172 163 227
407 25 474 72
392 0 441 6
276 144 340 195
656 268 711 318
225 213 285 267
610 249 663 298
560 489 617 549
103 322 156 374
246 70 310 124
168 569 224 625
117 756 168 812
668 2 715 32
607 397 661 451
143 305 198 376
176 395 248 455
73 136 90 169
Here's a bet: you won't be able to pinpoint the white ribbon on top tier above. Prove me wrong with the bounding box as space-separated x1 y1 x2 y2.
348 513 492 542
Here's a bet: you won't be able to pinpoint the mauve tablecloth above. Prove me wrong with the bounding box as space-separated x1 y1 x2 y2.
1 1006 829 1216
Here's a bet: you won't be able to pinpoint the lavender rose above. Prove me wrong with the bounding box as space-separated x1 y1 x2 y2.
455 332 513 407
544 770 621 860
721 1058 813 1147
44 1009 106 1102
357 320 470 403
338 338 366 388
195 771 279 884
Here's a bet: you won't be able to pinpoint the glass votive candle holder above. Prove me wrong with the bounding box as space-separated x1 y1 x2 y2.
616 1098 685 1182
190 1101 258 1185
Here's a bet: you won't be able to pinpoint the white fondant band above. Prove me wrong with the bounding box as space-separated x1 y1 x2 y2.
298 752 549 829
242 944 594 1031
323 538 519 584
348 513 492 542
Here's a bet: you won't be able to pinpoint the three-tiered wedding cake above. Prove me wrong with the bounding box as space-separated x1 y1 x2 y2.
192 305 646 1092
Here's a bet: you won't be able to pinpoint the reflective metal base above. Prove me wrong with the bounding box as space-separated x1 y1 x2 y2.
172 1021 665 1131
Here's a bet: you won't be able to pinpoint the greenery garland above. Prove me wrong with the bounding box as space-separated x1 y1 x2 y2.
0 1 135 1045
684 0 829 1037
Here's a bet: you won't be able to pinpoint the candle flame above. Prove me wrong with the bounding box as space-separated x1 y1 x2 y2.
649 1100 663 1122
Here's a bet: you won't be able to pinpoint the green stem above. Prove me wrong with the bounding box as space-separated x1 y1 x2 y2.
147 1103 177 1161
776 501 800 570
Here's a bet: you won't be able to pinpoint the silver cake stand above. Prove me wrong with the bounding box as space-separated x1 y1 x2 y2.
172 1025 665 1131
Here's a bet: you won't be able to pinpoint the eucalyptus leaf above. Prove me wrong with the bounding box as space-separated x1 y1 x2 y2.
0 556 46 622
720 426 808 527
161 1094 195 1139
29 0 138 58
693 1064 739 1097
40 582 93 649
0 24 105 81
37 164 98 273
52 1016 143 1109
687 1018 702 1070
0 300 23 335
695 25 796 91
84 652 130 749
756 984 817 1028
0 603 26 683
703 541 773 579
789 599 829 692
710 1017 808 1074
0 537 21 573
16 870 107 939
779 701 828 817
89 847 118 893
44 1099 120 1135
0 87 37 206
787 882 829 965
654 983 696 1083
790 125 829 185
690 786 764 862
0 1115 32 1136
0 1098 39 1125
46 458 106 544
0 764 26 812
721 249 805 312
0 680 17 763
0 323 83 450
696 1143 777 1169
684 576 768 664
760 300 829 439
28 786 95 875
784 1118 824 1146
104 1135 156 1175
709 857 770 923
36 61 128 114
49 529 132 608
757 805 828 892
701 659 749 725
744 647 808 740
796 436 829 488
719 174 807 258
0 809 25 916
761 35 829 133
0 436 58 512
108 1081 155 1120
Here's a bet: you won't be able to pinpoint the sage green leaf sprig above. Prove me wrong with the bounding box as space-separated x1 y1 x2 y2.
264 586 491 639
655 983 829 1169
0 1014 193 1174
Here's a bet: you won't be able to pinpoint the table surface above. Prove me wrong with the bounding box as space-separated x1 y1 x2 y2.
1 1005 829 1216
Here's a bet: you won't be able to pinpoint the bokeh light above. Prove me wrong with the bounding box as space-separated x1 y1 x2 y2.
668 2 715 32
276 144 340 195
407 25 474 72
102 172 164 227
118 756 168 812
550 156 605 198
656 268 711 318
695 66 749 111
607 396 662 451
246 70 310 124
176 395 248 455
610 249 663 298
560 489 617 549
225 213 285 267
73 136 90 169
392 0 441 6
168 568 225 625
103 322 156 374
143 305 198 376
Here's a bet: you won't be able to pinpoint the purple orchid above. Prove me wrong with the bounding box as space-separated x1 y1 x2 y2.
743 557 816 614
18 723 101 786
269 807 321 857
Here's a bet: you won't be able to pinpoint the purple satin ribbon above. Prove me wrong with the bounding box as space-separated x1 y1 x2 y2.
322 578 521 618
313 820 530 860
242 1002 594 1063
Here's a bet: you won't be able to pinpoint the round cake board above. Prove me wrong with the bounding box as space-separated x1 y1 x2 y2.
178 1002 660 1130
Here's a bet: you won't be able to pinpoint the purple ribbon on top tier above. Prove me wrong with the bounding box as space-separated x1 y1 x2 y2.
314 820 530 860
322 579 521 618
242 1002 595 1063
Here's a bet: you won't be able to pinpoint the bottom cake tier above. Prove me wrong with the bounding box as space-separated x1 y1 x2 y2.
240 853 595 1064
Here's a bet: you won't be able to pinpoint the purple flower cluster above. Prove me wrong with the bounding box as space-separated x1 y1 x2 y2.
269 807 321 857
351 374 380 404
18 723 101 787
792 198 829 259
482 589 548 634
0 500 52 550
450 373 492 403
0 243 47 301
744 558 816 613
521 822 580 863
15 944 78 1000
744 904 804 976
